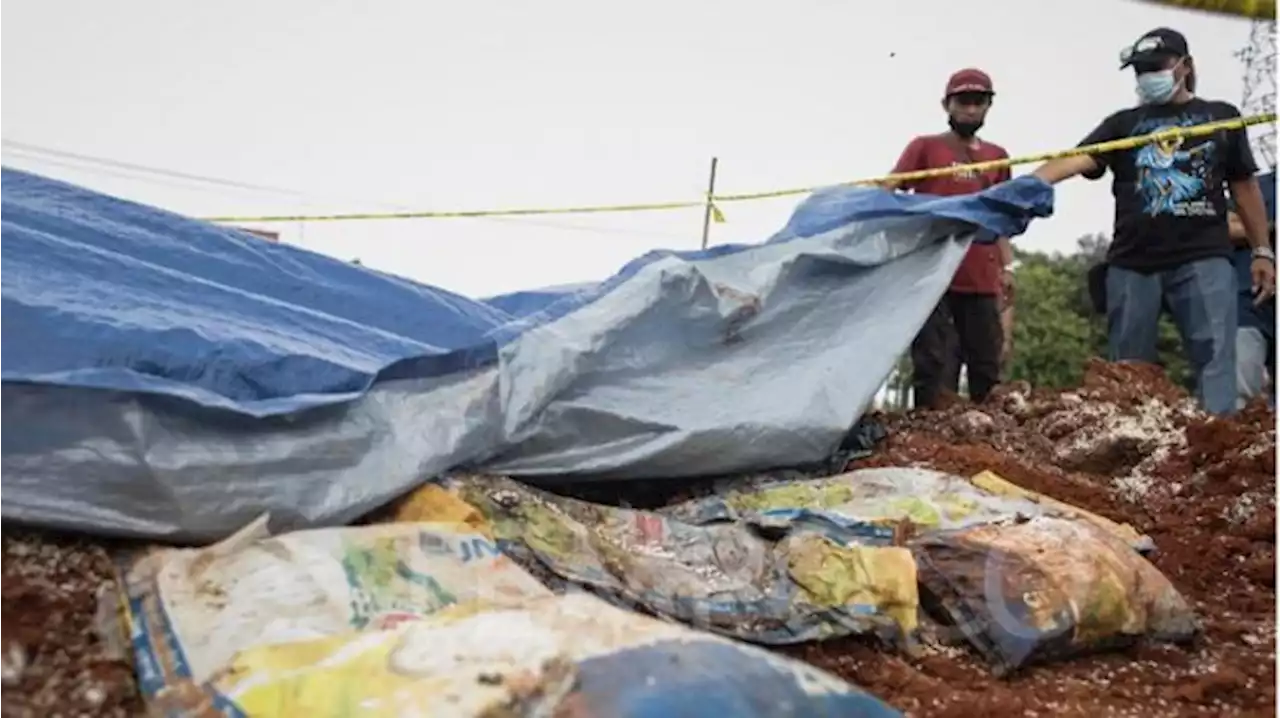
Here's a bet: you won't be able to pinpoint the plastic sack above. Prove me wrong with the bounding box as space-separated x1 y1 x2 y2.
663 467 1152 552
213 593 902 717
113 517 554 714
967 470 1150 550
110 518 901 717
910 516 1199 675
393 477 921 645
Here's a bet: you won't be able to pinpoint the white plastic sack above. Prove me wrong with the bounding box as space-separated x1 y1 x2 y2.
111 517 902 717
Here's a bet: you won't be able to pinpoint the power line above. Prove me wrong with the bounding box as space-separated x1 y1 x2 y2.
2 140 695 243
2 149 323 203
2 139 330 200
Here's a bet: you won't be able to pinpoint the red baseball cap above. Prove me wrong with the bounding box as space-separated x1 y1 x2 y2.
945 68 994 97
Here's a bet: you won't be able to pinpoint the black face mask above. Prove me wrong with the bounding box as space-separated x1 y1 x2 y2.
949 117 984 139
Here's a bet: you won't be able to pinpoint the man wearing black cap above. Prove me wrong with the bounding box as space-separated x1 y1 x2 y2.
1031 28 1275 416
889 68 1014 410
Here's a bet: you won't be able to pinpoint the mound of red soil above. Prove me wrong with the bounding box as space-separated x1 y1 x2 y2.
790 360 1276 717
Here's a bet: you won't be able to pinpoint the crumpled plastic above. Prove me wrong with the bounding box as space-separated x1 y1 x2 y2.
107 516 901 717
403 476 922 645
662 467 1152 552
910 515 1199 675
393 468 1155 650
207 592 903 717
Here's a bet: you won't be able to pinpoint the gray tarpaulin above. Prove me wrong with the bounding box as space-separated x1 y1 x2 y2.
1 168 1053 541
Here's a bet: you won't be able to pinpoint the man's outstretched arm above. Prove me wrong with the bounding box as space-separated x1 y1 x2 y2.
1031 155 1102 185
1034 114 1118 185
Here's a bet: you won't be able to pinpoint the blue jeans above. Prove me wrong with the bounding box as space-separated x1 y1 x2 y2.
1236 327 1275 410
1106 257 1238 415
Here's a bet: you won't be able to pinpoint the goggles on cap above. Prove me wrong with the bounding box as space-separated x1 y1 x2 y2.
1120 35 1172 66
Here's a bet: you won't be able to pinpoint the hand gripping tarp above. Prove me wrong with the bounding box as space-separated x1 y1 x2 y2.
0 168 1053 540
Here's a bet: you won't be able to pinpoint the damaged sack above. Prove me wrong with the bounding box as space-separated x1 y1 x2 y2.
911 516 1200 675
108 516 901 717
394 476 921 645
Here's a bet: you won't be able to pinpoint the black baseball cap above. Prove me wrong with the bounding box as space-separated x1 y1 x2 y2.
1119 28 1189 69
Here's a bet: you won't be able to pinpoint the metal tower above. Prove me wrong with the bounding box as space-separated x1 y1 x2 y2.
1237 19 1277 170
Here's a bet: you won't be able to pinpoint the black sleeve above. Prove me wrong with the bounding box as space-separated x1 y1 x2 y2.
1220 103 1259 182
1077 113 1123 181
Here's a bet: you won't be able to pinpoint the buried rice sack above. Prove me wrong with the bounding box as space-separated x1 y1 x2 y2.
107 517 901 717
400 476 922 645
664 467 1153 552
910 516 1199 675
109 517 552 715
201 593 903 718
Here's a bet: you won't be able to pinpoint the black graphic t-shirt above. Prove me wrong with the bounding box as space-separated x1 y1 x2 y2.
1078 98 1258 272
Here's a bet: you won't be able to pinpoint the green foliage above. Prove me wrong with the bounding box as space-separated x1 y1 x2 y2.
879 232 1192 403
1006 257 1097 389
1008 235 1190 391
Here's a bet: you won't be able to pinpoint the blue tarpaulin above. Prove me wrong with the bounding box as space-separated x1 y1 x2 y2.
1 168 1053 540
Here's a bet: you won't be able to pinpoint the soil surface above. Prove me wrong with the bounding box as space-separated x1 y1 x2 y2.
1 360 1274 717
1 532 141 717
786 360 1276 717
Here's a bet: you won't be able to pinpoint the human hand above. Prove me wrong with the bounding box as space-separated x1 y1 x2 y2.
1001 270 1016 299
1252 257 1276 305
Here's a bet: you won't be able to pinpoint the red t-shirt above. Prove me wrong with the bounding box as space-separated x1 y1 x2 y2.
891 134 1011 295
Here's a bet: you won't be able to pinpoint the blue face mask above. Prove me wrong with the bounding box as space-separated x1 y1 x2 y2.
1136 63 1183 105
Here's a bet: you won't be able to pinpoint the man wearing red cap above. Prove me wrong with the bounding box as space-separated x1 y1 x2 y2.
889 68 1014 410
1032 28 1275 416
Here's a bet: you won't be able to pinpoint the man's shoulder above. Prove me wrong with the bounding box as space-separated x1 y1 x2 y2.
1100 106 1144 128
1092 100 1242 132
897 133 953 166
1188 97 1242 118
907 133 949 147
975 139 1009 158
912 132 1009 156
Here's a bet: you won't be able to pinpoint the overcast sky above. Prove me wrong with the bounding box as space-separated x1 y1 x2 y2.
2 0 1268 297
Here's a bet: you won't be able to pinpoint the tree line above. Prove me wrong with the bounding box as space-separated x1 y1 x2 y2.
882 234 1190 407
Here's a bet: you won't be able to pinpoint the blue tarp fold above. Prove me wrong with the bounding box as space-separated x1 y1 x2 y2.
1 168 1053 540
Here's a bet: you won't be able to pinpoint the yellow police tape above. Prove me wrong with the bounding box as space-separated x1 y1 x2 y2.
1134 0 1276 19
204 113 1275 224
721 113 1277 203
